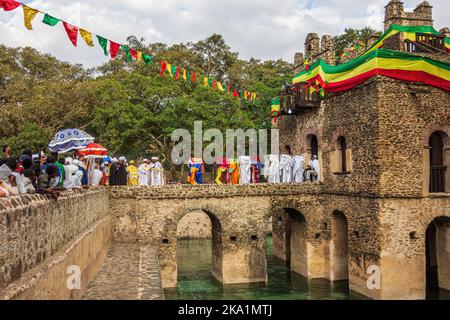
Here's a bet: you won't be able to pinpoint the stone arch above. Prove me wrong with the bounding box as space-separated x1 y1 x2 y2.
425 216 450 297
330 129 353 174
329 210 349 281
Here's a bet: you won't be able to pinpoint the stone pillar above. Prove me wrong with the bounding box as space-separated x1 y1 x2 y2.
305 33 320 63
158 241 177 288
413 2 433 27
272 212 291 261
321 35 335 66
384 0 405 31
219 238 267 284
436 219 450 291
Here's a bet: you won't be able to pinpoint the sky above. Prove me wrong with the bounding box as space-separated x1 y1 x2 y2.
0 0 449 67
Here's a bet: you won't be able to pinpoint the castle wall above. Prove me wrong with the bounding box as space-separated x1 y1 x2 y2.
0 190 111 299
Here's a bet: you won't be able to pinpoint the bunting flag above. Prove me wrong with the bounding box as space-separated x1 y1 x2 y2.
203 77 208 87
63 21 78 47
160 61 167 76
3 2 258 101
97 35 109 56
22 5 39 30
1 0 20 11
80 29 94 47
42 13 59 26
293 48 450 92
271 97 281 123
109 41 120 59
142 54 153 65
366 24 450 54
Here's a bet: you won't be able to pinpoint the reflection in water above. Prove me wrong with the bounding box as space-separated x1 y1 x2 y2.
164 237 450 300
164 237 363 300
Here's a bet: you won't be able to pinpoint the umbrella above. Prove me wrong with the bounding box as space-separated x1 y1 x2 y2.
78 143 108 159
48 129 94 154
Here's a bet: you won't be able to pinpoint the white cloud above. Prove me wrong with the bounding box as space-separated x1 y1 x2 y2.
0 0 448 67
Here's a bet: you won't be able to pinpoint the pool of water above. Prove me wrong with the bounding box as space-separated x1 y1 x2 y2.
164 237 369 300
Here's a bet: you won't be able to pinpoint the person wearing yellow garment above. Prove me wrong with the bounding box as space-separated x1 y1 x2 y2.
126 160 139 186
227 158 240 185
215 157 228 185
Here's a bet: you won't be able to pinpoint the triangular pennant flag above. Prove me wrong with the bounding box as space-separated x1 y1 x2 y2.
130 48 137 59
217 82 225 92
182 69 187 81
166 63 173 77
137 51 142 61
1 0 21 11
191 72 196 83
109 41 120 59
244 91 248 99
142 54 153 65
204 77 209 87
97 36 109 56
212 80 217 90
227 85 231 92
23 6 39 30
175 67 181 80
42 13 60 26
233 89 239 97
160 61 167 76
80 29 94 47
208 79 213 88
122 45 131 62
62 21 78 47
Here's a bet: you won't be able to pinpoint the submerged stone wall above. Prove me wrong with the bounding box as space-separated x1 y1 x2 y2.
0 189 110 299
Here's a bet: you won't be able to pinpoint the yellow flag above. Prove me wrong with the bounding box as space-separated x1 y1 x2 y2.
23 6 39 30
137 51 143 61
80 29 94 47
182 69 187 81
253 93 257 100
204 77 208 87
217 82 225 92
167 63 173 77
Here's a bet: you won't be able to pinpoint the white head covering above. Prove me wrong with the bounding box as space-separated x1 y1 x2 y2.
65 157 73 165
0 164 12 180
119 156 126 162
151 157 159 162
73 160 81 166
143 158 149 163
112 158 119 163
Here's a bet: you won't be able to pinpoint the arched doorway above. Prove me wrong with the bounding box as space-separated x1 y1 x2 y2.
330 211 349 281
429 131 448 193
425 216 450 299
306 134 319 158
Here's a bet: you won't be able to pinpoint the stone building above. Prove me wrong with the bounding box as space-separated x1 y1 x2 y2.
276 0 450 299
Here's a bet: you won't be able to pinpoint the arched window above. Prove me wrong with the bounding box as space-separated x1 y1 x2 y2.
429 132 447 193
338 137 347 172
311 135 318 157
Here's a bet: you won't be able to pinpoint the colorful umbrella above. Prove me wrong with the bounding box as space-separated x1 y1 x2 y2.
48 129 94 153
78 143 108 158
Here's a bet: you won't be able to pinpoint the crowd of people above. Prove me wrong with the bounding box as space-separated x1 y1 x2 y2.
0 145 165 199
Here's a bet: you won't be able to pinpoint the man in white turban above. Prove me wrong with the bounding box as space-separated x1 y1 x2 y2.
149 157 164 186
138 159 151 186
64 157 80 189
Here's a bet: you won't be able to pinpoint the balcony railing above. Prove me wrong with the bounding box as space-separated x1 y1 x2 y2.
280 83 321 115
405 33 446 54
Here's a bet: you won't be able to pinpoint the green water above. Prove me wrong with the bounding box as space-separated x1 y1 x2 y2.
164 237 367 300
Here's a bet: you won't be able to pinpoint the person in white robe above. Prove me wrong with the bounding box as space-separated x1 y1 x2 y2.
64 157 80 189
292 155 305 183
238 156 251 185
311 155 321 182
279 154 293 183
91 163 104 187
138 159 151 186
264 154 280 184
149 157 164 186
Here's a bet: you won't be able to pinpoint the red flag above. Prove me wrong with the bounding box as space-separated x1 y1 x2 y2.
130 48 138 59
109 41 120 59
175 67 181 80
191 72 197 83
62 22 78 47
228 85 231 92
0 0 21 11
212 80 217 90
160 61 167 76
233 90 239 97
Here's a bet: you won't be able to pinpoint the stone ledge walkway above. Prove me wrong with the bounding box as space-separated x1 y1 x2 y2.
82 243 164 300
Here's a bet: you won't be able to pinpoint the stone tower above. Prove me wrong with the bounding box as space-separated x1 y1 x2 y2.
384 0 433 31
304 33 320 63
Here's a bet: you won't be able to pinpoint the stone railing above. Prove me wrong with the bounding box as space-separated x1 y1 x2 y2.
0 189 109 290
108 182 323 200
